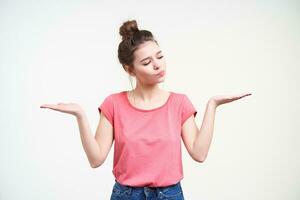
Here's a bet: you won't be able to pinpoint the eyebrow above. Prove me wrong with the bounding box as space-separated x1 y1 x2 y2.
139 50 162 63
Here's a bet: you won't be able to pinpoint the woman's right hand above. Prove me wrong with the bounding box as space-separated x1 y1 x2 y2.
40 102 84 118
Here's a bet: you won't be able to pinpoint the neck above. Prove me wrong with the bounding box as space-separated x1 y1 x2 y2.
132 83 164 102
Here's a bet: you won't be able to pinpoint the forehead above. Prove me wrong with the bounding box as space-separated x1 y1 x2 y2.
134 41 161 59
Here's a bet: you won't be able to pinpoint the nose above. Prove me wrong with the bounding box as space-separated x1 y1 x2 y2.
153 60 160 70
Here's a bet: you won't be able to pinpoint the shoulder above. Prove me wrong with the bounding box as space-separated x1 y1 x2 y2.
169 90 188 101
169 91 196 109
99 91 124 108
103 90 125 100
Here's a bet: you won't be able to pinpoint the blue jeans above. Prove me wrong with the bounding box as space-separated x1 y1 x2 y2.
110 179 185 200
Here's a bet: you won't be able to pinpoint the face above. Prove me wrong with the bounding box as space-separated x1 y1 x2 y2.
128 41 166 85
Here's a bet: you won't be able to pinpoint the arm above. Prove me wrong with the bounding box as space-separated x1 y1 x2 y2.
181 99 216 162
182 93 251 162
76 112 102 168
76 111 114 168
40 102 114 168
193 100 217 162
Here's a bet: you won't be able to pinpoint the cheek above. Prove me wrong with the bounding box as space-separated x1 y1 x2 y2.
133 68 147 80
139 70 153 79
135 65 151 75
158 58 166 67
135 68 156 82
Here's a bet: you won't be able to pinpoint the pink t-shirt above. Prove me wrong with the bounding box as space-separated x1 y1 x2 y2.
98 90 197 187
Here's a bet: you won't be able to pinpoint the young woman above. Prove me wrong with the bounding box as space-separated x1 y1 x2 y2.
40 20 251 200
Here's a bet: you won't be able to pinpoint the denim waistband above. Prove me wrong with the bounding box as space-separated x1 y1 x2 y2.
114 179 182 191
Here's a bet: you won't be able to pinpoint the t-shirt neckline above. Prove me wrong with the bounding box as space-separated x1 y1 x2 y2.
123 90 173 112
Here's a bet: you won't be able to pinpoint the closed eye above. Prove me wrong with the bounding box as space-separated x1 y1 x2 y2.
143 56 164 66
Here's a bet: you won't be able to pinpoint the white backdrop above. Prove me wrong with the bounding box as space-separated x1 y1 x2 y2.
1 0 299 199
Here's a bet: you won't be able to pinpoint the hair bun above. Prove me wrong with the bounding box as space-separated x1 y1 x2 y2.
119 20 139 40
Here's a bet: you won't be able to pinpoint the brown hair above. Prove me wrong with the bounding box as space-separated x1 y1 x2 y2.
118 20 158 75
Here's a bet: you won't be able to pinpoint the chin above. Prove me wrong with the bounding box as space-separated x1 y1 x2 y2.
157 79 165 83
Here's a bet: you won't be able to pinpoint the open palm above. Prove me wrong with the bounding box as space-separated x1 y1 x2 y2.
40 102 83 117
210 93 252 107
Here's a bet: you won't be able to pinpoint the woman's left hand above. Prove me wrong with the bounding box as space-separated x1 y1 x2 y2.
209 93 252 107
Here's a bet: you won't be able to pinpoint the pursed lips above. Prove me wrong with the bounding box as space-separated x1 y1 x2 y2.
156 70 165 76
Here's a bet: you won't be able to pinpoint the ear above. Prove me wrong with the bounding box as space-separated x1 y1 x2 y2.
124 64 136 77
130 71 136 77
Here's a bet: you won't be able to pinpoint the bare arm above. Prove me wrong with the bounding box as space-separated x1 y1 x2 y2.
40 102 113 168
192 100 216 161
182 93 251 162
76 113 102 168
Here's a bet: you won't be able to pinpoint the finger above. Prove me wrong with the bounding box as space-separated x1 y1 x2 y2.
40 104 54 108
235 93 251 99
40 104 59 110
240 93 252 98
243 93 251 95
232 95 244 100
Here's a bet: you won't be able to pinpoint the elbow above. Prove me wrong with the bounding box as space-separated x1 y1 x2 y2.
193 154 207 163
91 163 100 168
90 159 104 168
90 162 102 168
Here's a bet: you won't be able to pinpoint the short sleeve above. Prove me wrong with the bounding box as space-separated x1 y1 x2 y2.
181 95 197 126
98 95 114 126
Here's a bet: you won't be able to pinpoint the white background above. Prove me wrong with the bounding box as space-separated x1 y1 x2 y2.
0 0 299 199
